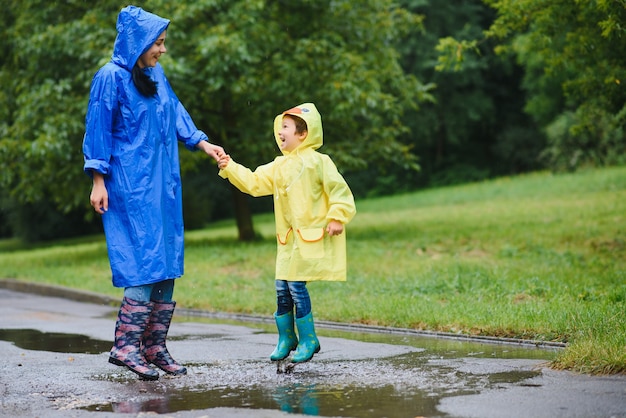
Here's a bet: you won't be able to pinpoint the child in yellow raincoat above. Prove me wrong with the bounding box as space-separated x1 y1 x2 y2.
218 103 356 364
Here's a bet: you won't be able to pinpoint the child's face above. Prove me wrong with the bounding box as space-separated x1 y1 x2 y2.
279 116 307 152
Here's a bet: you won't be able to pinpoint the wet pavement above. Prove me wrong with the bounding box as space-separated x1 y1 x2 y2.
0 283 625 418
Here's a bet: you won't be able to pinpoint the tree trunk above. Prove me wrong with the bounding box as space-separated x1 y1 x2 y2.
436 111 446 166
230 185 256 241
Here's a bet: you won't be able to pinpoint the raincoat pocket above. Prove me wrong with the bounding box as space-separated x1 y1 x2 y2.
296 228 325 259
277 228 293 245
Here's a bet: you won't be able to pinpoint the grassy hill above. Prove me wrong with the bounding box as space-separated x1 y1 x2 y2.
1 167 624 374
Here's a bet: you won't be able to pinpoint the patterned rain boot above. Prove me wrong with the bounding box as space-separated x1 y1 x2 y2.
291 312 321 363
270 311 299 361
142 301 187 375
108 297 159 381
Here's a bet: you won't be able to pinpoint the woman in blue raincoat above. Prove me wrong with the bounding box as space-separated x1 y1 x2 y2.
83 5 224 381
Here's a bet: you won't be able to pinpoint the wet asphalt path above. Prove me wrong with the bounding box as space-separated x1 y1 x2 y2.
0 282 625 418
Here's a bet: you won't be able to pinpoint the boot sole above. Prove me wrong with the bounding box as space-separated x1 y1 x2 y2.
270 344 298 362
144 352 188 375
108 357 159 381
152 363 188 375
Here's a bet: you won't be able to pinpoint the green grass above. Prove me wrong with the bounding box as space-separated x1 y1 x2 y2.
1 167 625 374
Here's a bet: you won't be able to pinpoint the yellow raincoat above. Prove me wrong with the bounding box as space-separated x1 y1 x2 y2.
219 103 356 281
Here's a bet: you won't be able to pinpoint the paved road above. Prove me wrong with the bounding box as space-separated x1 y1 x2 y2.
0 283 625 418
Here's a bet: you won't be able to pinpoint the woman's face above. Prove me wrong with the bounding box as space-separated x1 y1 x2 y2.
137 31 167 68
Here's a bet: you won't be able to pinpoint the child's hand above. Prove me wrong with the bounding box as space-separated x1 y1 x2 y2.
218 154 230 169
326 220 344 236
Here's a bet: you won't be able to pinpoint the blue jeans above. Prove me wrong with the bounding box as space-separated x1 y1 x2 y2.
124 279 175 303
275 280 311 318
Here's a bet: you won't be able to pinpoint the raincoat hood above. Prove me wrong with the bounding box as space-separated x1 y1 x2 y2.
112 5 170 71
274 103 323 154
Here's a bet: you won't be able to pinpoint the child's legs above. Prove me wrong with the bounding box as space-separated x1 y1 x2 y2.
288 281 311 319
124 279 175 303
275 280 311 318
275 280 294 315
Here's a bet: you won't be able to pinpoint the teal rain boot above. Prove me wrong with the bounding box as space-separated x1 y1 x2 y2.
291 312 321 363
270 311 298 361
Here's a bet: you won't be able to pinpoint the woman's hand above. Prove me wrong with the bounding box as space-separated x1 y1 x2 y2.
197 141 225 162
90 172 108 214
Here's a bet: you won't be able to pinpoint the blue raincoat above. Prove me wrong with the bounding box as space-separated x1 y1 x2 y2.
83 6 208 288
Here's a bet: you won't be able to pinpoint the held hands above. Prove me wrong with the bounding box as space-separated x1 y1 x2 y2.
197 141 226 162
197 141 230 169
326 219 344 236
217 154 230 169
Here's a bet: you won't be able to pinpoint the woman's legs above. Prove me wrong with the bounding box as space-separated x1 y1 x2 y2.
150 279 174 302
143 297 187 375
109 297 159 380
124 279 174 303
118 279 185 376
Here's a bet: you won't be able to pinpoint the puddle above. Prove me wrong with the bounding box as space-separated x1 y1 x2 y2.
89 323 554 417
83 352 543 417
1 324 557 417
0 328 111 354
85 383 448 417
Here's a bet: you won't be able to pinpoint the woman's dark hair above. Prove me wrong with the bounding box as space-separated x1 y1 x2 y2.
132 65 158 97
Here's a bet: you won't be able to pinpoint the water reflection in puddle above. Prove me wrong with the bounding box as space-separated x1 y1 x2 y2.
0 328 110 354
86 355 543 417
89 383 446 417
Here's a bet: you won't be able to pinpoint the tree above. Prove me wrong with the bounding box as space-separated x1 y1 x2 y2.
390 0 545 189
0 0 119 241
0 0 427 239
0 0 431 241
436 0 626 171
153 0 433 240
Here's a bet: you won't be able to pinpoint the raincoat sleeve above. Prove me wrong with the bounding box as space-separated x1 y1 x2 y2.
218 159 275 197
83 68 117 176
162 70 208 151
321 155 356 225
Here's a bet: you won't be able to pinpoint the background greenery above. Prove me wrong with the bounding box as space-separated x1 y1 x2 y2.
1 167 624 374
1 0 624 241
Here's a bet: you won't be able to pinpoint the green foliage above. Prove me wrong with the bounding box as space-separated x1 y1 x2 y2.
435 37 480 72
542 105 626 171
436 0 626 172
0 0 120 240
153 0 433 239
1 166 625 374
395 0 544 190
0 0 431 241
3 0 622 242
153 0 431 171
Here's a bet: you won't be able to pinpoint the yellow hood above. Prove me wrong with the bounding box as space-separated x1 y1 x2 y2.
274 103 323 154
